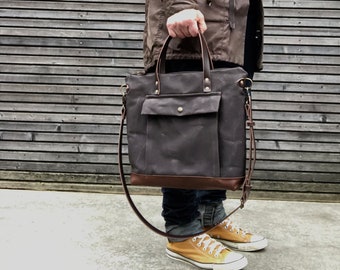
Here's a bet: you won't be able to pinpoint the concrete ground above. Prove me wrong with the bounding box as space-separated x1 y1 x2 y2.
0 189 339 270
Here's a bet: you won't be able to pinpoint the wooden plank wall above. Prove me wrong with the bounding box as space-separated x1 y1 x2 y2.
0 0 339 201
252 0 340 201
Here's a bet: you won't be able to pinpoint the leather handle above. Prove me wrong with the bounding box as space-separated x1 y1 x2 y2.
155 33 214 94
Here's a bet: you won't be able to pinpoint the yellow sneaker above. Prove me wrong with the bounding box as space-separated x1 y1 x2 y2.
207 218 268 252
166 233 248 270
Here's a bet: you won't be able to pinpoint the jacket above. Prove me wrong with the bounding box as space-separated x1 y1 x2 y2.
143 0 264 73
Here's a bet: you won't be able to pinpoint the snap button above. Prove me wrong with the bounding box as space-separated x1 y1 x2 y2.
177 106 183 113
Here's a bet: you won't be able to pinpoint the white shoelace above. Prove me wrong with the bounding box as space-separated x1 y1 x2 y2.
223 219 247 236
193 234 226 257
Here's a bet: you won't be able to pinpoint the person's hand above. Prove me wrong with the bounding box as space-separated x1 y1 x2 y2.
166 9 207 38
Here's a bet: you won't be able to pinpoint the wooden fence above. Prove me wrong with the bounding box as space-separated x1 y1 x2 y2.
0 0 339 201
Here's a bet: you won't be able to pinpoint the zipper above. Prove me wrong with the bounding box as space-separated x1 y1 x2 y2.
207 0 235 30
229 0 235 30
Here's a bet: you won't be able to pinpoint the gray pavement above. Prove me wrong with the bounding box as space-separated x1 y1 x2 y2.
0 189 339 270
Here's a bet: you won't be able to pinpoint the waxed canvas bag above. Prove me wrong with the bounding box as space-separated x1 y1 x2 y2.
118 33 256 237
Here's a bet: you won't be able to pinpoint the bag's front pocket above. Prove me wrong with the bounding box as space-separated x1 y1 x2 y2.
141 93 221 177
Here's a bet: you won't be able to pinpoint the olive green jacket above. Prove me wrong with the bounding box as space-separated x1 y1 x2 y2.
143 0 264 72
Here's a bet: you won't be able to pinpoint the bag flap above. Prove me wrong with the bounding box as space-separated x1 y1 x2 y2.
141 93 221 116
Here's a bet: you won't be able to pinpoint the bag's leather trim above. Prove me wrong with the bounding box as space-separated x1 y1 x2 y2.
131 173 244 191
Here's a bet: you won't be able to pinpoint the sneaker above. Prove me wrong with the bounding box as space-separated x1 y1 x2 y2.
207 218 268 252
166 233 248 270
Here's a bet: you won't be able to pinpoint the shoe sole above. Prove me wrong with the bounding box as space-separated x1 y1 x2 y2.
166 248 248 270
217 238 268 252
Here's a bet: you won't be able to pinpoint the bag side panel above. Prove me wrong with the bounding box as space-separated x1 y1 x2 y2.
125 73 156 173
212 67 248 178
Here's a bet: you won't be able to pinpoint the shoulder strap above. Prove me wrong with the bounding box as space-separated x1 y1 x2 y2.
117 79 256 238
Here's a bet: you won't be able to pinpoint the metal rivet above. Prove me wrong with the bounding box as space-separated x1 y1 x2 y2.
177 106 183 113
204 86 211 92
238 78 253 89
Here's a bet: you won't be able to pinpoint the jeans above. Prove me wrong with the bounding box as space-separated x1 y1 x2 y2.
162 188 227 242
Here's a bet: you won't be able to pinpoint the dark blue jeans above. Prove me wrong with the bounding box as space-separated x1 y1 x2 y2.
162 188 227 241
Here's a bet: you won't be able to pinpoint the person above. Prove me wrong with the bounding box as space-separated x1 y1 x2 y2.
143 1 267 269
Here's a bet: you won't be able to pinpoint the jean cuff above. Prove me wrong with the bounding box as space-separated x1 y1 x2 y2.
166 218 202 242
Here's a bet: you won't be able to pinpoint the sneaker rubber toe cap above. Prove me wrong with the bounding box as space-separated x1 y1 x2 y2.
218 251 248 270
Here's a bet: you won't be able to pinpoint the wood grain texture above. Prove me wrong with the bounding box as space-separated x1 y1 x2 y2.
0 0 339 200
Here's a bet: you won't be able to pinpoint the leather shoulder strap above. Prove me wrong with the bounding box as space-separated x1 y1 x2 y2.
117 84 256 238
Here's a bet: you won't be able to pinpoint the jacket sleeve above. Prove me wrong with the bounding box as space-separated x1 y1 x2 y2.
165 0 199 17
